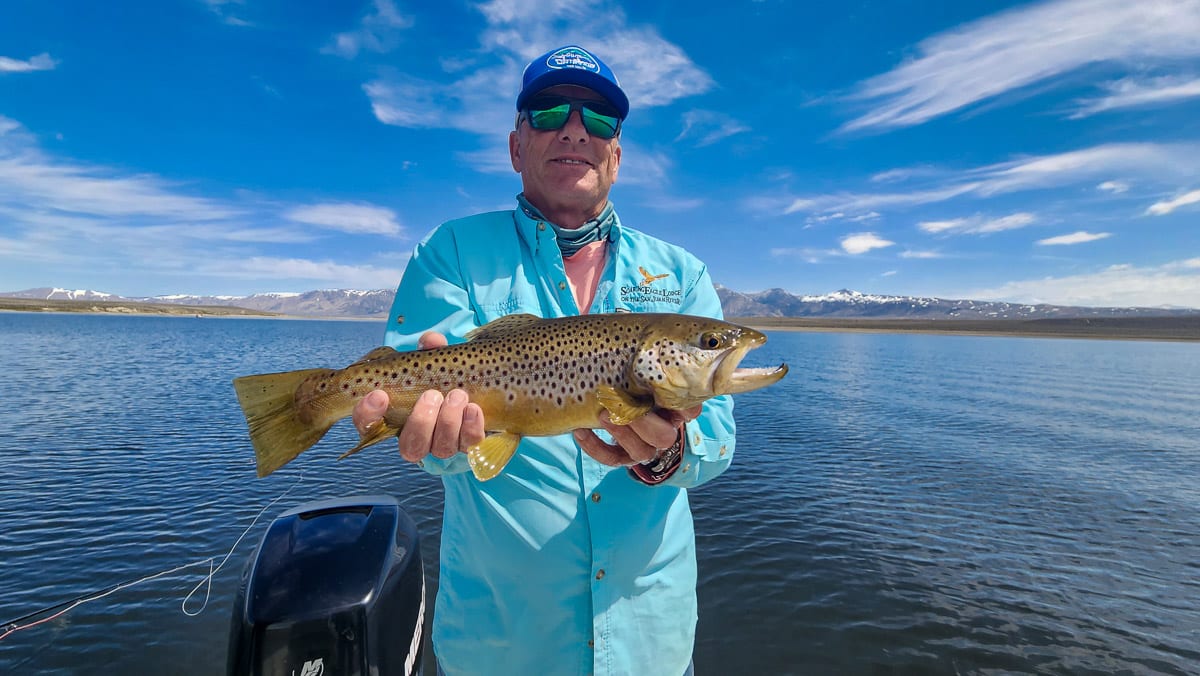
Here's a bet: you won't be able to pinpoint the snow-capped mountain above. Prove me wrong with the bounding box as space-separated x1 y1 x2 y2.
4 286 1198 319
713 287 1199 320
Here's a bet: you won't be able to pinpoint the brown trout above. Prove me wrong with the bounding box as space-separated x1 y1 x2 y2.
232 312 787 481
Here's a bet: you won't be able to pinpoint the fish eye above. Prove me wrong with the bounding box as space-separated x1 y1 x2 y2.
700 332 725 349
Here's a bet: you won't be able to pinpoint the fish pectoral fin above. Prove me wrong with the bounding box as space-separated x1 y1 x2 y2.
467 433 521 481
338 419 402 460
596 385 654 426
465 313 542 341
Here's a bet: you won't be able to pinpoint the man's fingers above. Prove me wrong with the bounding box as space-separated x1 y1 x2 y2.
397 390 442 463
418 331 448 350
352 389 390 435
460 403 485 449
573 429 635 467
430 389 469 459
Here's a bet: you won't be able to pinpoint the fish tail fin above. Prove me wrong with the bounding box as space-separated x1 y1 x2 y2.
468 433 521 481
232 368 338 477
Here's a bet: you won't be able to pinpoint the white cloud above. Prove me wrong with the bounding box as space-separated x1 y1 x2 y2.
918 212 1036 235
900 250 943 259
966 258 1200 308
1098 180 1129 194
1037 231 1112 246
1071 75 1200 118
0 152 238 220
208 256 404 289
675 110 749 147
365 2 712 138
285 202 403 236
773 142 1200 219
769 247 835 263
841 232 894 255
0 53 57 73
322 0 413 58
841 0 1200 132
1146 189 1200 215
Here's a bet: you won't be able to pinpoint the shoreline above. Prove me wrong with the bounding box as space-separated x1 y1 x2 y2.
739 316 1200 342
3 299 1198 341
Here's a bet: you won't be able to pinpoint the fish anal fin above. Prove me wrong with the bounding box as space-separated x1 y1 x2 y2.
465 313 542 341
338 417 404 460
596 385 654 426
467 433 522 481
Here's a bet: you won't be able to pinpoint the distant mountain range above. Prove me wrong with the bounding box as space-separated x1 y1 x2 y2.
3 286 1198 320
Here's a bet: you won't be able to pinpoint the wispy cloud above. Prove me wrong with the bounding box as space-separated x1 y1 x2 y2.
0 117 408 293
285 203 403 236
1071 75 1200 118
201 0 252 27
966 258 1200 308
203 256 405 289
840 0 1200 132
675 110 749 147
0 52 58 73
364 1 713 136
1146 189 1200 215
773 142 1200 219
1037 231 1112 246
322 0 413 59
919 212 1036 235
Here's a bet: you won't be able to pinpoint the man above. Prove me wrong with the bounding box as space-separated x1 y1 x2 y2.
353 45 736 676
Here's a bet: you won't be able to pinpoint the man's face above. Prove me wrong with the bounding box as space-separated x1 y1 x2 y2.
509 85 622 225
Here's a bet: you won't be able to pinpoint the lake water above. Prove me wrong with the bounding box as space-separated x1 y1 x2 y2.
1 313 1197 675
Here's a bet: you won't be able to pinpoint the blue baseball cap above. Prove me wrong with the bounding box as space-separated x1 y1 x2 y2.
516 45 629 120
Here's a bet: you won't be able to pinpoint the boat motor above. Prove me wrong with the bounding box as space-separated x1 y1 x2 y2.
226 495 425 676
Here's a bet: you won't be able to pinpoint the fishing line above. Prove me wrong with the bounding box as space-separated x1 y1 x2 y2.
0 470 306 643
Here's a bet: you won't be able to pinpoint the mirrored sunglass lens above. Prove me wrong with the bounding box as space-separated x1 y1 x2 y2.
581 107 619 138
529 104 570 129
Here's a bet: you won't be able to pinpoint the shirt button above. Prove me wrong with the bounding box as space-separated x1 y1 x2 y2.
595 569 605 580
591 492 601 503
587 639 594 648
719 445 727 457
538 222 546 231
558 281 567 291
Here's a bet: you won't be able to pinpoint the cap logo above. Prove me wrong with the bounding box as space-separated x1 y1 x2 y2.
546 46 600 73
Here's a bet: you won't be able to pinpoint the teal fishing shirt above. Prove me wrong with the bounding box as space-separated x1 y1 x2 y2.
382 205 737 676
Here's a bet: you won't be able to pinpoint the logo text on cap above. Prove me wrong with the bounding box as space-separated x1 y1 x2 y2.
547 46 599 73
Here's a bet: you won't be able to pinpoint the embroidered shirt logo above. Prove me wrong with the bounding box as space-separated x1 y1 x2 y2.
621 266 682 307
637 266 670 286
296 658 325 676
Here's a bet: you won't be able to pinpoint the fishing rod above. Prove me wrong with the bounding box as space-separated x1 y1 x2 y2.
1 471 306 643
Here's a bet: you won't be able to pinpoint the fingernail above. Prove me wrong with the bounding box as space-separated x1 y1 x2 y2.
447 389 467 405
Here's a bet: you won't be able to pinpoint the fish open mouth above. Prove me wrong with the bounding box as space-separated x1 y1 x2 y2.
712 330 789 395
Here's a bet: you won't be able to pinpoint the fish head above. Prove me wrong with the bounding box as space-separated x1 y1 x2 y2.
631 316 788 410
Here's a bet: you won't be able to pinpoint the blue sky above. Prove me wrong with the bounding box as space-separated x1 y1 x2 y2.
2 0 1199 308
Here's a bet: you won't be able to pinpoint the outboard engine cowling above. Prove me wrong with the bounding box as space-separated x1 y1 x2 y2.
226 495 424 676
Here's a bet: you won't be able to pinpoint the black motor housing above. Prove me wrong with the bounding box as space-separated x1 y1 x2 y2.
226 495 424 676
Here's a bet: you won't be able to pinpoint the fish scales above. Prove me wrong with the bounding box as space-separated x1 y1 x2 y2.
233 312 788 481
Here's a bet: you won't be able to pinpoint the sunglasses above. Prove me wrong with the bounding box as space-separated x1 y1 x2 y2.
522 95 622 139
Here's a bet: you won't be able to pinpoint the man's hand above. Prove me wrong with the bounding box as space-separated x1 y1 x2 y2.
573 405 702 467
351 331 486 464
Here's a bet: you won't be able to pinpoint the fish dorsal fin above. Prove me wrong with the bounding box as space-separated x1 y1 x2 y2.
348 346 399 366
465 313 543 341
596 385 654 426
